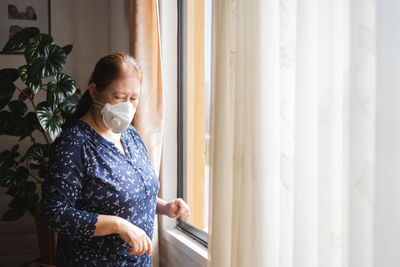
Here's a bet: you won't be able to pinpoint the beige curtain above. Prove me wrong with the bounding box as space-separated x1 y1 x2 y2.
129 0 163 266
208 0 375 266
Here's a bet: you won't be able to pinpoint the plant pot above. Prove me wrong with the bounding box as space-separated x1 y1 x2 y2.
30 211 57 267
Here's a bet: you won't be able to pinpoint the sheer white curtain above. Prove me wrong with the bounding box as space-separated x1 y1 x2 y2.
208 0 376 267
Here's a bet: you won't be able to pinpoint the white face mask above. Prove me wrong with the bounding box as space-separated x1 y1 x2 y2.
93 99 136 134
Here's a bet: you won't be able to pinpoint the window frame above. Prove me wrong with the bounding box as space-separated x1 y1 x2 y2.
176 0 209 247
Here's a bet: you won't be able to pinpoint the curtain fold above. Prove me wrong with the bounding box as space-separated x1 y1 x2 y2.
129 0 164 176
208 0 375 266
129 1 163 266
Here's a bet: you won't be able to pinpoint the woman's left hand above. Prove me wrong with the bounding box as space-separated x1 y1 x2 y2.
164 198 191 219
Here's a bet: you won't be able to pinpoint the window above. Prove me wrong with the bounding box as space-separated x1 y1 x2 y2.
177 0 212 246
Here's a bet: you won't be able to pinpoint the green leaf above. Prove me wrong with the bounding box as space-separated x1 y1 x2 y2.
27 45 67 81
36 104 64 141
36 101 50 110
5 181 36 198
1 208 25 221
47 73 76 105
61 94 79 115
10 145 19 153
2 112 32 138
0 68 19 82
0 83 15 101
24 34 54 64
0 97 12 111
25 111 41 131
25 144 49 165
0 111 12 134
3 114 29 137
2 27 40 52
0 145 19 163
62 44 73 55
0 69 18 100
8 100 28 118
15 166 29 181
18 65 42 95
0 146 19 171
38 163 48 179
0 169 16 187
9 194 39 211
0 167 28 188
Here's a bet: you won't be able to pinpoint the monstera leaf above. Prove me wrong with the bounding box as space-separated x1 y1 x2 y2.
0 110 30 137
0 111 12 135
1 207 25 221
36 103 65 141
62 44 73 55
47 73 76 104
27 44 67 81
61 94 79 115
0 69 19 108
0 27 76 221
2 192 39 220
2 27 40 53
0 170 17 187
24 34 54 64
9 194 39 211
0 166 28 188
25 144 50 166
0 68 18 83
6 181 36 198
0 145 19 171
8 100 28 118
18 65 42 96
25 112 40 131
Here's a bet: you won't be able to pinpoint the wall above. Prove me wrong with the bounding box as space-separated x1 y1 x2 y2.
375 0 400 266
0 0 129 265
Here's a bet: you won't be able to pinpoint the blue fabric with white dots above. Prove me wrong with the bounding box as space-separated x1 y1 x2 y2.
41 119 160 266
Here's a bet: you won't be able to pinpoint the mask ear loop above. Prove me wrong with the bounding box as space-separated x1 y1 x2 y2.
92 99 104 110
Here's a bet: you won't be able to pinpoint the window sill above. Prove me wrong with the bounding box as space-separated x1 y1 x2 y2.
159 227 208 267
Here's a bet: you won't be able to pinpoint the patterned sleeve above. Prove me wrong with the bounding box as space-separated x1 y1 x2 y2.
41 137 98 241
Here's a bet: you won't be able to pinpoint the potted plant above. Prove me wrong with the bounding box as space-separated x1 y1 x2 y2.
0 27 79 266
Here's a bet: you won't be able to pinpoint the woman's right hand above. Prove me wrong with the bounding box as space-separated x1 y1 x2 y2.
116 217 152 256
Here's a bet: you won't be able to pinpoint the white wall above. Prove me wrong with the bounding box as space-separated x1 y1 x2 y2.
375 0 400 266
0 0 129 265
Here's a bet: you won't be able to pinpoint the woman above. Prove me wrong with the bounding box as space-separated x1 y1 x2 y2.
41 53 190 266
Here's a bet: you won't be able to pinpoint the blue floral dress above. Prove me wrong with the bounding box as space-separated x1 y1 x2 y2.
41 119 160 266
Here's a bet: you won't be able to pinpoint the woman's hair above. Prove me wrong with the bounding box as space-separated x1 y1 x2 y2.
62 52 142 129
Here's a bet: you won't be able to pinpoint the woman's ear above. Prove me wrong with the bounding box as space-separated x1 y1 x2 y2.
88 83 97 99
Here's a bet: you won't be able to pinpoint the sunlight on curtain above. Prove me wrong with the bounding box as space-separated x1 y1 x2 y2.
208 0 375 266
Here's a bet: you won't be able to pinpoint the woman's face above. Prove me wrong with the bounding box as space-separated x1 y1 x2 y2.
97 74 141 108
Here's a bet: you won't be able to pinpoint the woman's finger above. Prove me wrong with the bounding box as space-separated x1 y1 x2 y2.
180 209 188 219
140 239 148 256
133 242 139 253
137 243 144 256
177 199 183 210
137 240 143 254
146 236 153 257
127 241 134 255
177 200 191 219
